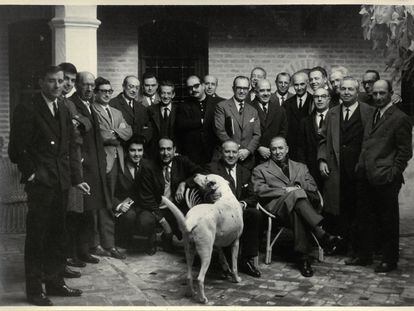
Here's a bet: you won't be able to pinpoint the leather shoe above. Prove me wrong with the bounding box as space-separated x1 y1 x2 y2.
374 262 397 273
298 259 314 277
78 253 99 264
62 266 81 278
239 259 261 278
67 257 86 268
321 233 343 254
46 284 82 297
146 234 157 256
27 292 53 306
91 245 110 257
108 247 126 260
345 257 373 266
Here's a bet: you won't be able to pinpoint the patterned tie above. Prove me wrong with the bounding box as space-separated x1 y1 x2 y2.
318 113 324 129
53 101 59 119
262 103 268 115
239 102 244 115
344 107 350 122
163 165 170 183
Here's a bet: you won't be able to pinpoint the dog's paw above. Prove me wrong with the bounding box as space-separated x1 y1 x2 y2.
231 275 242 283
197 295 208 304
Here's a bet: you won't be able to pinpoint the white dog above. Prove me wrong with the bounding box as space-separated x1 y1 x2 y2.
161 173 244 304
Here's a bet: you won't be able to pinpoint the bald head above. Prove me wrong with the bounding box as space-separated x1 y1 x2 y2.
204 75 218 96
256 79 272 104
76 71 95 101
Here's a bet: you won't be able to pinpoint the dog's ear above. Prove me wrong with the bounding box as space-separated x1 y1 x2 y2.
207 180 219 191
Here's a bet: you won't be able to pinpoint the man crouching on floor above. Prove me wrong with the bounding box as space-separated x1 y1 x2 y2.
137 137 203 254
206 140 263 277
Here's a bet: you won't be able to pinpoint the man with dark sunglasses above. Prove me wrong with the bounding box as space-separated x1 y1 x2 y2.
176 75 224 164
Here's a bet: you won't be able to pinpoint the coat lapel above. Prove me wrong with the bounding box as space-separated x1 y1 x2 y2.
331 106 340 157
370 105 395 134
228 100 243 129
57 98 67 155
265 101 276 128
266 160 289 184
36 96 60 137
93 103 112 127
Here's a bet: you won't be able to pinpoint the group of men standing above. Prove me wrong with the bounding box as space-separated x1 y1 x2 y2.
8 61 412 306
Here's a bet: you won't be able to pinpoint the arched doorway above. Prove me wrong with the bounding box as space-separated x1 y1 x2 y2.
138 20 208 103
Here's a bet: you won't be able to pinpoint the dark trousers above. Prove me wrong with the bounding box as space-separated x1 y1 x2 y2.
25 183 67 295
78 209 95 256
66 211 82 259
288 199 323 255
356 179 401 264
92 207 115 249
240 208 263 259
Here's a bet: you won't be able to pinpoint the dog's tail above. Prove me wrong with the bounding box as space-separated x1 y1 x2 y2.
161 196 190 234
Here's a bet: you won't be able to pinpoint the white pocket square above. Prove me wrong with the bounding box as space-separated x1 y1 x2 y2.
249 118 255 123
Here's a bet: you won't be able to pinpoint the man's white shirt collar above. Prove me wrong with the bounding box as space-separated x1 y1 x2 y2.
379 102 393 117
41 93 57 116
296 93 308 108
233 97 244 112
342 101 359 119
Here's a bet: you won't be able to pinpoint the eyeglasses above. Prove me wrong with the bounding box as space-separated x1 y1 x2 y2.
235 86 249 91
313 94 329 99
98 89 114 95
187 83 200 90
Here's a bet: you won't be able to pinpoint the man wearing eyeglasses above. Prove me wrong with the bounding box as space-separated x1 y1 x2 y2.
92 77 132 260
176 75 223 165
318 77 374 256
297 88 330 190
214 75 261 169
109 75 152 140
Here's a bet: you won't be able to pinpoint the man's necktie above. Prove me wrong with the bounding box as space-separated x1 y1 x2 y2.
373 109 381 126
299 98 303 109
134 164 139 180
228 167 236 188
262 103 268 115
239 102 244 115
106 107 113 125
163 165 170 183
318 113 324 129
53 101 59 119
150 96 155 105
129 100 134 109
281 96 285 106
163 107 169 121
344 107 350 122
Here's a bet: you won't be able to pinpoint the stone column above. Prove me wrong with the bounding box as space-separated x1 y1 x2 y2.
49 5 101 75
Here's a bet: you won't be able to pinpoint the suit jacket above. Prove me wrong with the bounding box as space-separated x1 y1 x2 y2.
283 92 313 161
270 91 294 107
214 97 261 168
358 92 375 106
8 93 82 189
318 102 375 215
109 93 152 141
205 160 257 208
250 98 288 162
357 105 412 185
137 93 161 107
176 95 222 164
92 103 133 173
146 102 178 158
137 156 203 216
297 112 324 189
252 159 319 218
68 93 111 211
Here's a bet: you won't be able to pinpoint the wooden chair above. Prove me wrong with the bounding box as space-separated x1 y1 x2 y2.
257 191 324 265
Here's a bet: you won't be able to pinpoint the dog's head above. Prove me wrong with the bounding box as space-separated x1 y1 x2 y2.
193 174 230 203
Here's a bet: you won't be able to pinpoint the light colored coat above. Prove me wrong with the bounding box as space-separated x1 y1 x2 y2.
92 103 132 173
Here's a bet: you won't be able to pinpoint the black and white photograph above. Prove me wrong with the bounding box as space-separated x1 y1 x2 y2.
0 2 413 308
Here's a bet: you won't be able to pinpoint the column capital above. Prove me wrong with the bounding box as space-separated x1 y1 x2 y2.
49 17 101 29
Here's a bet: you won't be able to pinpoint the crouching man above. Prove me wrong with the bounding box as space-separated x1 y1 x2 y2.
252 136 341 277
206 140 263 277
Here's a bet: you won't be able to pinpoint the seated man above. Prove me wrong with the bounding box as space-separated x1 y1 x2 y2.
137 138 203 254
112 135 148 249
252 136 341 277
206 140 262 278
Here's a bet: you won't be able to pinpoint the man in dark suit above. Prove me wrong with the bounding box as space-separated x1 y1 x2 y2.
68 72 112 265
176 75 222 165
8 65 89 306
109 75 152 141
137 72 161 107
206 140 262 278
137 138 203 254
318 77 375 256
270 72 294 107
348 80 412 272
251 79 288 164
252 137 341 277
146 81 178 159
297 87 330 190
214 75 261 169
203 74 225 100
246 67 267 104
112 135 149 249
283 71 313 161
